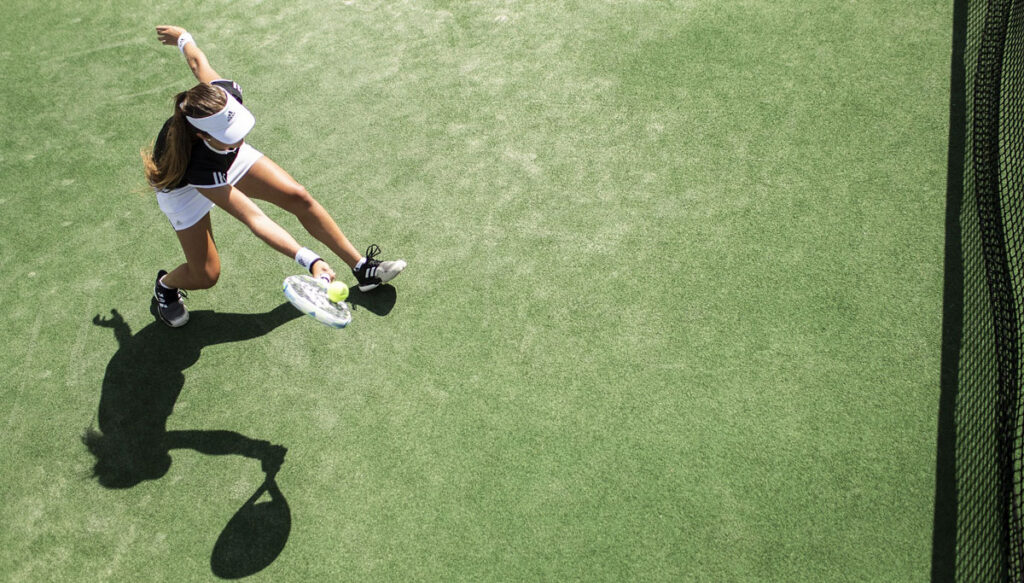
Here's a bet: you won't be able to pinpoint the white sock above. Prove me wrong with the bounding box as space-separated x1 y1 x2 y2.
353 257 366 271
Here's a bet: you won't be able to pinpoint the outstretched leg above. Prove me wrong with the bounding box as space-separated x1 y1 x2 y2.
237 156 406 290
237 156 362 269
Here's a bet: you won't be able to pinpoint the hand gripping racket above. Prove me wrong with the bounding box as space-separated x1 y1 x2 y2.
283 275 352 328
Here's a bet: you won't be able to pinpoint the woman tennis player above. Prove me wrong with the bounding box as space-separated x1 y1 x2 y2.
142 25 405 327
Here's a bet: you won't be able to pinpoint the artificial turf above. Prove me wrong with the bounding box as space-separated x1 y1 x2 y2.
1 1 950 580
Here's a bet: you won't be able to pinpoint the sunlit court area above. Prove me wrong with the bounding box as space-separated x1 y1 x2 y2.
4 0 1000 580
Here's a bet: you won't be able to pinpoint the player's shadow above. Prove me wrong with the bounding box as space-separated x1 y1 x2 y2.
83 302 301 579
348 283 397 316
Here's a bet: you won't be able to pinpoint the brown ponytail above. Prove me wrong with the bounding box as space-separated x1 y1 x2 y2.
141 84 228 190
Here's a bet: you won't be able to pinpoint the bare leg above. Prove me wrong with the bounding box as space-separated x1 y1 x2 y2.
161 213 221 290
236 157 362 269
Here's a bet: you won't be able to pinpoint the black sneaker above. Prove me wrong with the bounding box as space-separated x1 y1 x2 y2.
353 244 406 292
153 270 189 327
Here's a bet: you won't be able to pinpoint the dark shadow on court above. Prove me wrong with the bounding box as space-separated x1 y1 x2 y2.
931 0 967 580
931 0 1019 578
347 283 397 316
82 303 300 579
211 472 290 579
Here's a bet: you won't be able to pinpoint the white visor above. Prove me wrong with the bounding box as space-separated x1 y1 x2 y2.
185 87 255 144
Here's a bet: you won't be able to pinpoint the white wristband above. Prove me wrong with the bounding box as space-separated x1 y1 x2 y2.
177 32 195 55
295 247 321 273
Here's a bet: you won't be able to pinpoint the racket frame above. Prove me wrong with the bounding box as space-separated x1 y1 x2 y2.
283 275 352 328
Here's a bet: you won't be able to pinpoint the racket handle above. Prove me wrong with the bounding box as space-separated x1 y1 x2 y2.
317 274 332 286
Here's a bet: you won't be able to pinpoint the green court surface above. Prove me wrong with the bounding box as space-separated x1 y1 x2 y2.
1 1 950 581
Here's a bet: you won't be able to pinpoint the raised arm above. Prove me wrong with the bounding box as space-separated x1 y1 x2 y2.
155 25 221 84
93 309 133 348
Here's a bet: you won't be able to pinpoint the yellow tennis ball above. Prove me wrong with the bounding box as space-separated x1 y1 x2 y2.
326 280 349 303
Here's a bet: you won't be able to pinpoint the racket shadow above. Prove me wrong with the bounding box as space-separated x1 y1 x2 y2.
347 283 397 316
210 473 291 579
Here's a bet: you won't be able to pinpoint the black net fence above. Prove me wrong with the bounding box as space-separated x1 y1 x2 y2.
940 0 1024 580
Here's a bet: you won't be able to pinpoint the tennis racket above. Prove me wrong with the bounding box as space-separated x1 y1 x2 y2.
283 275 352 328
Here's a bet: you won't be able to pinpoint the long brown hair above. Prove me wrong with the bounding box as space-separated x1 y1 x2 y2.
141 84 227 190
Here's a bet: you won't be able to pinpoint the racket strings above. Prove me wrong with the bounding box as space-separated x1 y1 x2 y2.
284 275 352 328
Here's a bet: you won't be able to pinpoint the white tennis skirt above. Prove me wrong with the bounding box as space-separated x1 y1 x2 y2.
156 143 264 231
